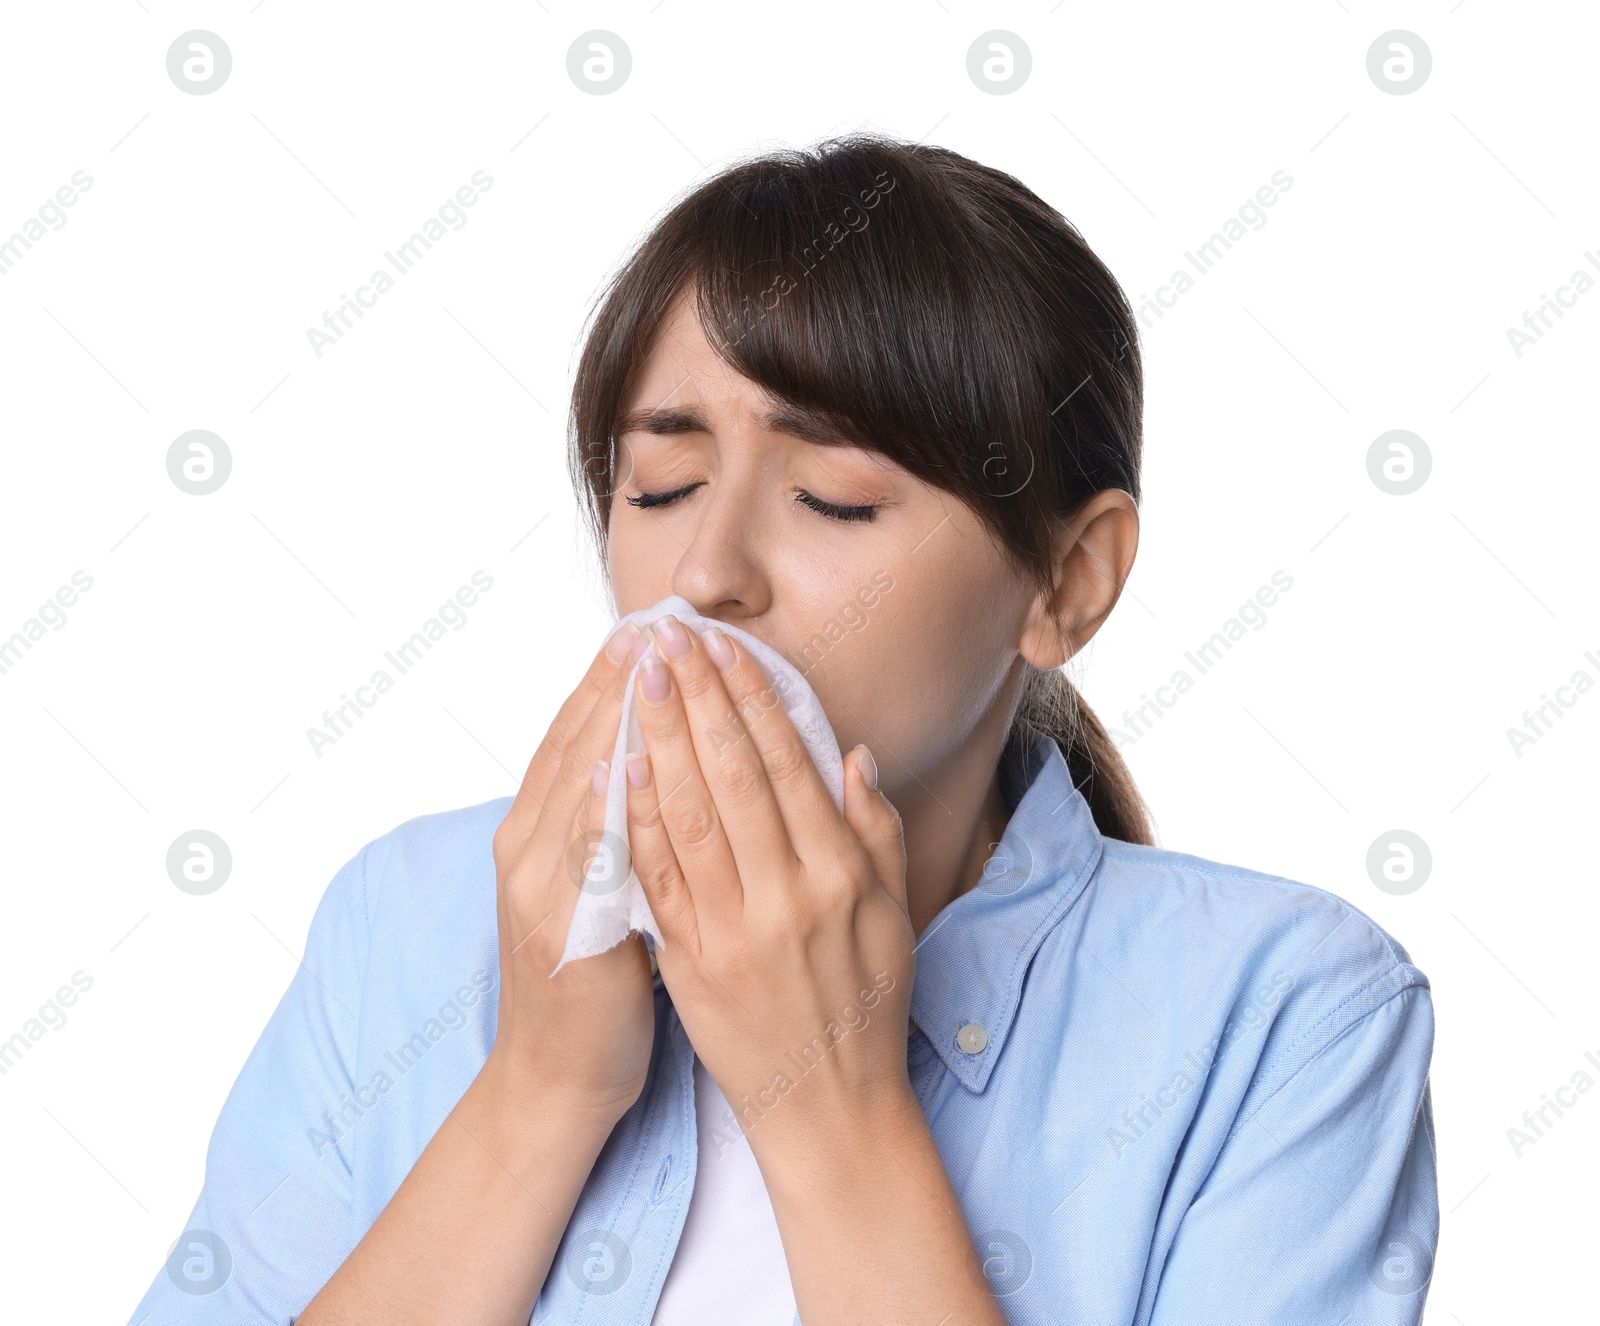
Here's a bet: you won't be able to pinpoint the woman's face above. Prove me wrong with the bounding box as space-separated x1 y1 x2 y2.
605 292 1041 793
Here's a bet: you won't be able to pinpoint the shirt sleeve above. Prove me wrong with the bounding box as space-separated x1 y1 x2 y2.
1147 982 1438 1325
125 843 373 1325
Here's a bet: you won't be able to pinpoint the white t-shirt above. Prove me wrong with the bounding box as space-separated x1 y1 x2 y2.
650 1057 798 1325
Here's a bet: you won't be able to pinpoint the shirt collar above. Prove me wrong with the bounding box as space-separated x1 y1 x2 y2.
909 727 1104 1093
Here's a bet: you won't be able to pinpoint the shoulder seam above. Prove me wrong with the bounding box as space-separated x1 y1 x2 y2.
1120 847 1412 974
1229 978 1431 1144
353 839 376 985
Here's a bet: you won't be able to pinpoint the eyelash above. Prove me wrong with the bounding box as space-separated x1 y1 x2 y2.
624 483 879 524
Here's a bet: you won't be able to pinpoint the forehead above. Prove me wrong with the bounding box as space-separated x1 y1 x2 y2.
626 290 728 396
619 292 854 448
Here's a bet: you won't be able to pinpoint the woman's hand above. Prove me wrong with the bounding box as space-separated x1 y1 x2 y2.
621 615 1007 1324
303 621 670 1326
620 613 917 1158
487 620 657 1118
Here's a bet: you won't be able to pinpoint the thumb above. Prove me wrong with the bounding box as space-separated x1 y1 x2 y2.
842 745 907 916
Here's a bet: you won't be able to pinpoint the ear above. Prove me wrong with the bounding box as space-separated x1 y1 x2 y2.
1016 489 1140 670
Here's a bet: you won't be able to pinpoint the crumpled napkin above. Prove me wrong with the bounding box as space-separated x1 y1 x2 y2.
552 594 844 974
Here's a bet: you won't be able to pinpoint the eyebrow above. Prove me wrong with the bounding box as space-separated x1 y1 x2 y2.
615 402 854 447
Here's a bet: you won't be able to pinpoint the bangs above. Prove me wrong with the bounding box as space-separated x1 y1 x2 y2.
564 132 1153 842
683 154 930 456
569 133 1142 583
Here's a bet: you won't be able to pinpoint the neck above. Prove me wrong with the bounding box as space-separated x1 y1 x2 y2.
890 709 1019 939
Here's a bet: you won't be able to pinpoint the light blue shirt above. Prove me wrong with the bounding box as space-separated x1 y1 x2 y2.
127 730 1437 1324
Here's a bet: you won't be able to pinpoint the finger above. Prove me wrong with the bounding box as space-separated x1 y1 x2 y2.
622 750 700 954
504 634 644 954
703 626 846 864
496 620 641 850
647 615 795 884
516 754 612 963
570 754 624 903
633 648 744 925
841 745 908 916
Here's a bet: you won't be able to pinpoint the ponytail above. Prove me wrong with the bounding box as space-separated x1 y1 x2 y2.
1011 666 1152 845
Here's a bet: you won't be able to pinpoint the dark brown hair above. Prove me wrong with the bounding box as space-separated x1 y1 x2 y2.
568 132 1153 845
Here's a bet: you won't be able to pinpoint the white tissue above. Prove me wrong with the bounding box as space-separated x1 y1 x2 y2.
552 595 844 974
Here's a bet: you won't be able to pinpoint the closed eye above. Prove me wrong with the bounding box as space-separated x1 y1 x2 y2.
625 483 878 523
795 490 878 523
625 482 701 510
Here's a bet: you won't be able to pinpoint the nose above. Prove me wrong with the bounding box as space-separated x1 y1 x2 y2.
668 479 771 623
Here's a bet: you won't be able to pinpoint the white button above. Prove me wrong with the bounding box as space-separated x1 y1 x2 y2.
956 1022 988 1055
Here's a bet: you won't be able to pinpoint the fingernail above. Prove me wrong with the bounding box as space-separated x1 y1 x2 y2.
654 614 691 660
856 745 878 791
626 753 652 789
703 627 735 670
591 758 610 797
605 622 638 664
640 654 670 703
629 625 654 665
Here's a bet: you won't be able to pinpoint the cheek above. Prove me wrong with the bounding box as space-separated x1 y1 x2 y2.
606 516 678 615
796 548 1023 777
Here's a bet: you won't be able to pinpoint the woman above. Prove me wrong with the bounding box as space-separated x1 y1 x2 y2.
128 134 1437 1325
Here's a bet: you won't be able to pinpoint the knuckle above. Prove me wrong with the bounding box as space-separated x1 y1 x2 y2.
715 755 766 803
560 743 606 799
539 709 585 767
724 658 768 702
491 822 518 869
673 663 719 703
761 739 811 786
732 675 782 719
669 800 720 850
539 667 622 761
810 860 865 907
629 795 667 833
584 655 622 700
493 814 544 873
635 855 683 898
503 858 550 916
702 709 750 760
638 700 680 742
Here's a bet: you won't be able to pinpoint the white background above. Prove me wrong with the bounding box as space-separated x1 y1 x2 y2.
0 3 1594 1322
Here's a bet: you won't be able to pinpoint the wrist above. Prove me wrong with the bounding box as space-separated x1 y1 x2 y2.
748 1075 927 1195
477 1044 642 1137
